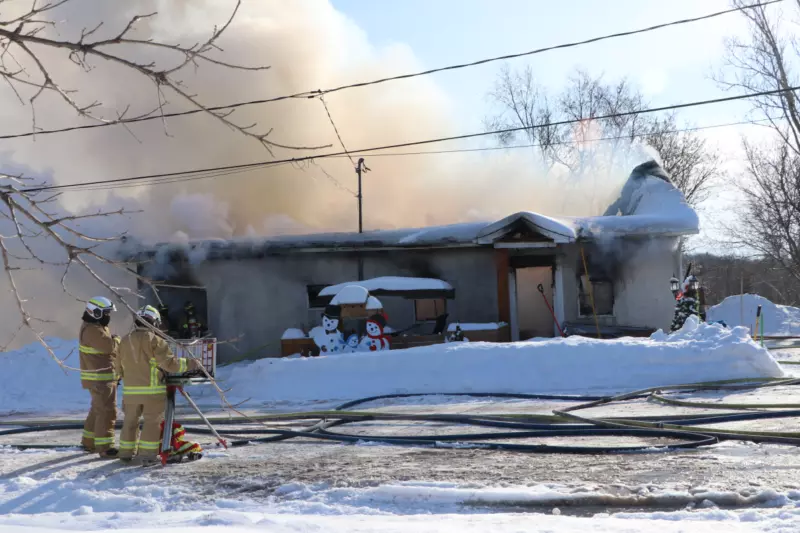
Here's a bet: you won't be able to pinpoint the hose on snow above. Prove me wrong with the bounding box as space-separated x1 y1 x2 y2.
6 380 800 454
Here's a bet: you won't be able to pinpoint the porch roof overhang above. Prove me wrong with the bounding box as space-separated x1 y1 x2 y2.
319 277 456 303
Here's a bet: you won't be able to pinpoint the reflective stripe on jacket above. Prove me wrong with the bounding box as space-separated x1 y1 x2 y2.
79 322 119 388
116 328 189 397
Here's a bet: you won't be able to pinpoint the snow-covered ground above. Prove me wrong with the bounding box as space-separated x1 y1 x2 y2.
3 317 800 532
708 295 800 336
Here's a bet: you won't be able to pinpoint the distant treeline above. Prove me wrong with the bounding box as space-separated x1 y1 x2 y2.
689 254 800 307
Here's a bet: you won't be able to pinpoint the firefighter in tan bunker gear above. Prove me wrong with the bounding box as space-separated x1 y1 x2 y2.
115 305 201 463
80 296 120 458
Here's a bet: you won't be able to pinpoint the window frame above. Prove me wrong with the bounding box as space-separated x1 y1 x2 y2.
306 284 330 310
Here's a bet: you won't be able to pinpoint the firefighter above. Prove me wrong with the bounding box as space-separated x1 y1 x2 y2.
79 296 120 458
670 275 701 332
157 303 174 337
115 305 202 464
179 301 206 339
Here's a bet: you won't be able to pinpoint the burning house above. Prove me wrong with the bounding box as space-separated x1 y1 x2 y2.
129 161 699 363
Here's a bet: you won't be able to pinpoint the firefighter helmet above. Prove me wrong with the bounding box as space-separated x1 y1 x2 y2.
137 305 161 326
86 297 116 319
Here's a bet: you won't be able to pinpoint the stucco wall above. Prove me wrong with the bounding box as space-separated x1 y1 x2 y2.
559 239 681 332
190 247 499 362
613 238 682 331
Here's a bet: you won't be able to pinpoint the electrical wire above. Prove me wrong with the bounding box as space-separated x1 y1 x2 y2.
35 117 772 194
21 85 800 194
0 0 782 142
319 96 355 166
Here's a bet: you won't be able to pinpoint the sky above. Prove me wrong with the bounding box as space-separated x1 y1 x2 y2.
330 0 779 250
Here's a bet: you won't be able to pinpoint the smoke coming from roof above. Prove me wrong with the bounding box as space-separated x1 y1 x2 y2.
0 0 659 346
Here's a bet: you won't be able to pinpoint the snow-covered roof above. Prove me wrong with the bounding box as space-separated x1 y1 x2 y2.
477 212 577 244
366 296 383 310
134 162 698 262
447 322 508 332
330 285 370 305
320 277 454 297
320 277 455 301
137 210 693 262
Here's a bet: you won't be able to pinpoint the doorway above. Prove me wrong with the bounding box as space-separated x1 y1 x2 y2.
515 266 555 339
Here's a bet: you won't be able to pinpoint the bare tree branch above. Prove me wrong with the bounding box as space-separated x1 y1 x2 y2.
485 66 720 211
0 0 328 151
716 0 800 287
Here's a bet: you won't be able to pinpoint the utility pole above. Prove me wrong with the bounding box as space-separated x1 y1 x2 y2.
355 158 369 281
356 158 369 234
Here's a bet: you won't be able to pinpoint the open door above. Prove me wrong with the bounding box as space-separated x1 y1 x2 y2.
515 266 555 340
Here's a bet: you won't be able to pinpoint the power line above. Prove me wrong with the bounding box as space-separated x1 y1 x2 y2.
332 118 773 158
319 95 355 166
315 95 357 195
54 117 766 193
22 86 798 194
311 161 357 196
0 0 782 142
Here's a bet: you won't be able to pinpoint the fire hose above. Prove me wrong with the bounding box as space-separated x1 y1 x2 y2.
4 377 800 455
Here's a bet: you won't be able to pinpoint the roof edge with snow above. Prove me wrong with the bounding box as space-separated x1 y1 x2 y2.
126 210 697 263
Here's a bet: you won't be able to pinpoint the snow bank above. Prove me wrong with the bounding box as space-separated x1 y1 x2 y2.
707 294 800 336
0 318 783 413
320 277 453 296
0 338 86 415
217 317 782 403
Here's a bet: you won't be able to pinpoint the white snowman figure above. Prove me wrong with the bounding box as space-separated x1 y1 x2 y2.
316 305 344 354
359 313 390 352
344 334 360 353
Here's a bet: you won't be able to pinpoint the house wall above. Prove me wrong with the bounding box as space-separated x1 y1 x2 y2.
187 247 499 362
558 238 681 332
614 238 682 331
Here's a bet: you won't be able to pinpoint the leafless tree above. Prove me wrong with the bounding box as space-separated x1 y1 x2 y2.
0 1 326 415
717 0 800 282
690 251 800 307
485 66 720 209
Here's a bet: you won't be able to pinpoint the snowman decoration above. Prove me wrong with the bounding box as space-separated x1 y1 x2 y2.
343 334 360 353
359 313 390 352
316 305 344 354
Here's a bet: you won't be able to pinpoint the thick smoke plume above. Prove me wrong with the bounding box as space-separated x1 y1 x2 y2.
0 0 656 346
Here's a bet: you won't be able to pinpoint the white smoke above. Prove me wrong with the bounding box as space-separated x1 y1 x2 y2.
0 0 657 347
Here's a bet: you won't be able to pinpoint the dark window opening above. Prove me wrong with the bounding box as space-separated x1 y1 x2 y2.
577 255 614 317
415 298 446 322
307 284 329 309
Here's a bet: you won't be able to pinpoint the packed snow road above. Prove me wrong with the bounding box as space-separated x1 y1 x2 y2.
7 385 800 531
4 323 800 531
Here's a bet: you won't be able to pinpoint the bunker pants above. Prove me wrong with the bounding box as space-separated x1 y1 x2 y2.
119 396 165 459
82 382 117 454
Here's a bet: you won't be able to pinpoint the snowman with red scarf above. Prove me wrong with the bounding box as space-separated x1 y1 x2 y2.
360 313 390 352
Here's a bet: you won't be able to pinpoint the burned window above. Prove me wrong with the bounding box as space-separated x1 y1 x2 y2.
307 285 330 310
415 298 447 322
578 255 614 317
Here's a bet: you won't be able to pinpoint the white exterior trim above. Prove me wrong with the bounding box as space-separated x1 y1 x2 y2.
508 270 519 342
553 258 565 336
